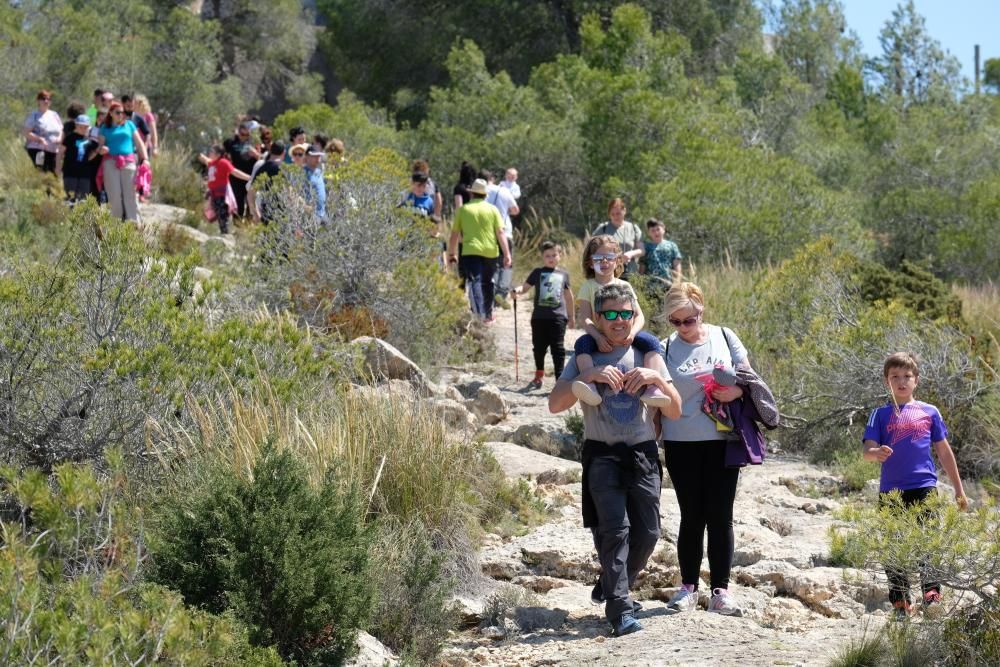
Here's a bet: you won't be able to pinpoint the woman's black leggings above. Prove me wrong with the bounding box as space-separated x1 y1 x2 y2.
663 440 740 590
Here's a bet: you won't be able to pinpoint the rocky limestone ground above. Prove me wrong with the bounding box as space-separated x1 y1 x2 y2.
423 299 893 667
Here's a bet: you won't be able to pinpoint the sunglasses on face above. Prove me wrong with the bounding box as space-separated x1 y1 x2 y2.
599 309 635 321
291 152 305 158
591 254 618 263
668 315 700 327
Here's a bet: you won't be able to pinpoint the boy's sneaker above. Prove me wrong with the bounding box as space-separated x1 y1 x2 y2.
922 590 943 618
572 381 602 406
640 385 672 409
611 612 643 637
664 587 698 615
707 588 744 617
892 600 912 621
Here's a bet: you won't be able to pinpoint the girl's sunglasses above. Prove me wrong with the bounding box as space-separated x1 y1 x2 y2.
599 309 635 321
591 254 618 263
668 315 700 327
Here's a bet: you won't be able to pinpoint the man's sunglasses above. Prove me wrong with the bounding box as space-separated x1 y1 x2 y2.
669 315 700 327
599 309 635 321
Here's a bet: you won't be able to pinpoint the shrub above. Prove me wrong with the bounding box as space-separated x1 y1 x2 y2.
833 493 1000 664
0 202 349 469
368 520 458 664
153 143 204 211
830 623 887 667
148 445 374 665
0 454 281 666
747 238 994 469
251 147 477 370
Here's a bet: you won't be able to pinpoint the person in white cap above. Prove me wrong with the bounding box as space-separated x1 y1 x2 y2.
57 114 101 203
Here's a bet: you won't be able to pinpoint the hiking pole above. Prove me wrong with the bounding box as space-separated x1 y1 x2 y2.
513 295 520 382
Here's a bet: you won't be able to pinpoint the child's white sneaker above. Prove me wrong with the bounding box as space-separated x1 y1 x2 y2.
572 381 602 406
640 386 672 409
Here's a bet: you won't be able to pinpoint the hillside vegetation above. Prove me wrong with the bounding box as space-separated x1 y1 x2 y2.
1 1 999 663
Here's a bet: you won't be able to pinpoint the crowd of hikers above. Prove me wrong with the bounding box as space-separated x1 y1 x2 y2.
23 87 970 642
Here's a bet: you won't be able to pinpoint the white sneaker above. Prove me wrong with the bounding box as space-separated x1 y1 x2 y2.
572 381 602 406
640 385 672 409
664 587 698 614
707 588 744 617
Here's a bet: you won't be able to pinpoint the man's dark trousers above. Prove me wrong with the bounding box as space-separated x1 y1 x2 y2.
589 446 661 623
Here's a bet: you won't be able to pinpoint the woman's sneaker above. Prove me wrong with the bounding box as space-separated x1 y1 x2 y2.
640 385 672 408
572 381 602 406
707 588 744 617
664 587 698 615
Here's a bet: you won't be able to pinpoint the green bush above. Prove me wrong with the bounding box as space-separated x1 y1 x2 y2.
832 493 1000 664
368 520 457 664
153 143 204 211
0 454 281 666
149 445 374 665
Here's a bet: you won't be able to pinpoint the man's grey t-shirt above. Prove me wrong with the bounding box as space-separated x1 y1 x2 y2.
559 345 668 445
660 325 748 442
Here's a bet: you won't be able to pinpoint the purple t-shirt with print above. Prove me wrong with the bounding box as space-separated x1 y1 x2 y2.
863 400 947 493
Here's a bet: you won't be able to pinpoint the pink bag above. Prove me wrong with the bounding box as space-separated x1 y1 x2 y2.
134 162 152 198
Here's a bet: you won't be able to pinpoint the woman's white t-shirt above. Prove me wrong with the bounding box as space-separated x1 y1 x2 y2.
660 324 748 442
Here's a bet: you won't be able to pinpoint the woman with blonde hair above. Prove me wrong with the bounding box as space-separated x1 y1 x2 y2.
659 281 753 618
131 94 158 157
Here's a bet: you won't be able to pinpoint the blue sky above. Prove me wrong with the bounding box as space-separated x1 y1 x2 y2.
836 1 1000 83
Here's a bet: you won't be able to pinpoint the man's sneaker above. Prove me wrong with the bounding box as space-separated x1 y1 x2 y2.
707 588 744 617
611 612 643 637
664 587 698 615
892 600 912 620
590 580 642 613
572 381 602 406
640 385 672 408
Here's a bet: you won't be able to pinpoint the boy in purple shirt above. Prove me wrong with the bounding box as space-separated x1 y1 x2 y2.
863 351 968 618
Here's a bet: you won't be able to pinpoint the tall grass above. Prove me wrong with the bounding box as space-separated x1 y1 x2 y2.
155 382 519 552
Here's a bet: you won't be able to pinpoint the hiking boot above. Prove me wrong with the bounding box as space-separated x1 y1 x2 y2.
664 587 698 615
572 381 602 406
892 600 912 621
640 385 672 409
707 588 744 617
611 612 643 637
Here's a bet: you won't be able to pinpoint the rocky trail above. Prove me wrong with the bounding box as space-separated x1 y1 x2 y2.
385 300 893 667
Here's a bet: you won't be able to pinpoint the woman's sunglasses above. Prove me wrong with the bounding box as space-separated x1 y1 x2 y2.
599 309 635 321
668 315 700 327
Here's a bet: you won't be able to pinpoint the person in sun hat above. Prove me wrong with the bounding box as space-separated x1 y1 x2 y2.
447 178 511 323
